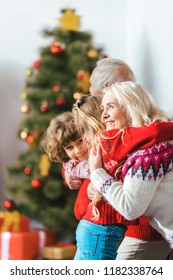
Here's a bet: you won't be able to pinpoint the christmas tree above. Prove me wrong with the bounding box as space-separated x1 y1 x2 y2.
4 8 104 242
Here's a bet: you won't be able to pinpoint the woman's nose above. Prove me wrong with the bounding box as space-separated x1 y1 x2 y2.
102 109 109 119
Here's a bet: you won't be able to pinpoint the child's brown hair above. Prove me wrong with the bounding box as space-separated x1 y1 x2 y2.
41 112 81 162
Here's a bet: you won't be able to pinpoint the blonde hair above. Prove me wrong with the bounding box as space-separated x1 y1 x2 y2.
73 95 105 220
72 95 105 141
103 81 170 126
91 81 170 220
40 112 81 162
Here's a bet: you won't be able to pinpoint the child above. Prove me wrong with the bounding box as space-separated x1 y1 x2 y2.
41 110 127 260
40 111 91 228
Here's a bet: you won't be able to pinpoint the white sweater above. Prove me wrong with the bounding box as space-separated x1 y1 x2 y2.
90 142 173 247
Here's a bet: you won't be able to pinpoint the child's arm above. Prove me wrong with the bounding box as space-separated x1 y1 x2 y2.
63 159 90 179
64 170 83 190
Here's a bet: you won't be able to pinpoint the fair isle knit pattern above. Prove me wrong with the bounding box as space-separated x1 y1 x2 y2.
104 160 119 172
122 142 173 180
63 159 90 179
90 142 173 245
100 178 114 194
84 122 173 240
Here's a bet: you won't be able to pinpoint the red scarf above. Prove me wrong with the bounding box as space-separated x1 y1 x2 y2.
97 121 173 179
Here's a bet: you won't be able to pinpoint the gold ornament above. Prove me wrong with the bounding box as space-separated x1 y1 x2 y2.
76 71 90 93
21 91 27 100
87 48 99 58
39 154 51 177
25 68 33 76
58 9 81 32
73 92 84 100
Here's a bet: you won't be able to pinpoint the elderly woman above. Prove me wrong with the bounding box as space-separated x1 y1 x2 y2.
88 81 173 249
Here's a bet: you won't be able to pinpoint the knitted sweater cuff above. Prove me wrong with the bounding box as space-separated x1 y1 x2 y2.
90 168 113 192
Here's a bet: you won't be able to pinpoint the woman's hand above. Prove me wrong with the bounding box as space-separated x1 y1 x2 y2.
89 144 103 173
87 182 98 200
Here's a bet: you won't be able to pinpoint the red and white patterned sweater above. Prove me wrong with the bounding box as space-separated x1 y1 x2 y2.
91 142 173 246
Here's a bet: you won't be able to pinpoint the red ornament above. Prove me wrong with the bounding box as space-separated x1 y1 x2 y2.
3 199 15 210
25 130 38 145
31 179 42 189
102 54 108 58
50 42 64 54
40 101 49 112
55 97 66 106
76 70 85 80
26 135 34 144
24 166 32 175
53 84 60 92
32 60 40 68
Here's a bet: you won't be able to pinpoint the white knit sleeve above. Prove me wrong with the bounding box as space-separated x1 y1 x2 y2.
90 167 162 220
63 160 90 179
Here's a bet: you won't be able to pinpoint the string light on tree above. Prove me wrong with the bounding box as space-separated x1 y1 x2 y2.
20 104 31 114
20 128 29 140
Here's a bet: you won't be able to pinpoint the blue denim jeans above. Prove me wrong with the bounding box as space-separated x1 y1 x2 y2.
74 219 126 260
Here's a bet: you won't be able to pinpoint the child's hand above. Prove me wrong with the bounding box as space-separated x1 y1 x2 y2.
65 170 83 190
89 144 103 173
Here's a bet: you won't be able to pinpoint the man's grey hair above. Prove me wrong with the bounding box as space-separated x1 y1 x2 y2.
92 57 136 92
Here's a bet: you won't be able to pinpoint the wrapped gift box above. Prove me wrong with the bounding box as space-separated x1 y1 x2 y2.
0 229 57 260
0 211 30 232
31 228 57 247
42 242 76 260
